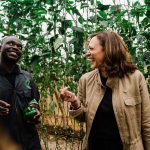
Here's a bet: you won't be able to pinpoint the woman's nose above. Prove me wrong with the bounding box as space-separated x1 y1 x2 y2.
86 50 91 57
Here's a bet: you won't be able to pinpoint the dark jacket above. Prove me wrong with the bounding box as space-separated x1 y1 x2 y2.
0 65 41 150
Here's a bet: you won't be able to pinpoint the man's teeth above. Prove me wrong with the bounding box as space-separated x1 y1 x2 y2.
9 52 18 56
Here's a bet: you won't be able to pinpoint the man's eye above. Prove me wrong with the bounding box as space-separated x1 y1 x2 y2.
8 42 13 46
18 46 22 50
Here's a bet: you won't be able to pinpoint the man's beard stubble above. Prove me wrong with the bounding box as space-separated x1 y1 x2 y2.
1 52 21 64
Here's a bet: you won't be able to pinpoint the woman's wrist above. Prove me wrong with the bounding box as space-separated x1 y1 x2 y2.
71 97 81 110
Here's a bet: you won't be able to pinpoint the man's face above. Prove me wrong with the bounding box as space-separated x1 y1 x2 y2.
0 36 22 64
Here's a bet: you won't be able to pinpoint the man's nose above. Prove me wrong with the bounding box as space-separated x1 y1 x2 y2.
12 44 18 50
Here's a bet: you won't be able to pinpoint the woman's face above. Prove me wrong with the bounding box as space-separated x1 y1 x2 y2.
86 36 105 69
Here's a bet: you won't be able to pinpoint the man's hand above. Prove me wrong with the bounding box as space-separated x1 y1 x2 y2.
0 100 10 116
26 109 41 124
34 109 40 122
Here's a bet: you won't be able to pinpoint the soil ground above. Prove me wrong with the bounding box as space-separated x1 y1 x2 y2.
41 135 83 150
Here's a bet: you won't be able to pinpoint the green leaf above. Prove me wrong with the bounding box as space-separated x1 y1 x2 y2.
49 100 56 115
78 16 84 24
72 26 84 32
115 11 127 22
98 11 107 20
67 20 73 27
141 17 149 27
41 52 51 58
81 3 89 9
130 47 136 56
54 37 64 50
30 55 41 65
34 8 47 15
69 38 78 44
97 2 110 11
34 17 47 23
72 7 82 17
67 0 74 5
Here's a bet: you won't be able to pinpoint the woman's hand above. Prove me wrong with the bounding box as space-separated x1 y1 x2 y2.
60 87 81 109
0 100 10 116
60 87 77 102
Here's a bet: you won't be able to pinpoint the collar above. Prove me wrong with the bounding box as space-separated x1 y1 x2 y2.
0 64 21 75
96 68 119 89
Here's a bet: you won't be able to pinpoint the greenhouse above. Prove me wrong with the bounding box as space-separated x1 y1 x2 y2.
0 0 149 149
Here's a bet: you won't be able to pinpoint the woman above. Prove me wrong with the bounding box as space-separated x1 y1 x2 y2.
60 30 150 150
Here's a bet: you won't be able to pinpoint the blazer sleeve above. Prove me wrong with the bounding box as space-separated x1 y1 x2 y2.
140 73 150 150
69 74 87 122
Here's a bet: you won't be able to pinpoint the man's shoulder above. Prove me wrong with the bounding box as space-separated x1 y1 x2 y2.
20 69 32 79
20 69 30 75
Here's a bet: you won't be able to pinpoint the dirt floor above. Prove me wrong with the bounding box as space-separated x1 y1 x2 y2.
41 135 83 150
39 124 84 150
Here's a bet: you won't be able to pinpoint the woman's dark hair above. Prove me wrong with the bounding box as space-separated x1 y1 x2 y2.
89 30 137 78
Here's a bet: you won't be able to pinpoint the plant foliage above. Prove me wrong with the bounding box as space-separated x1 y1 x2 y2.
0 0 149 148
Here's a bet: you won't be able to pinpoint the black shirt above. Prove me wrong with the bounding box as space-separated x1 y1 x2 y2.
0 64 20 86
0 64 40 101
89 75 123 150
0 64 41 150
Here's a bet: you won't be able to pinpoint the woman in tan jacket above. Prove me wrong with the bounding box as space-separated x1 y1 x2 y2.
60 30 150 150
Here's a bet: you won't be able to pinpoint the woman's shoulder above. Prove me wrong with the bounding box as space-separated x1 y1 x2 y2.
129 69 144 79
80 69 99 81
123 69 145 84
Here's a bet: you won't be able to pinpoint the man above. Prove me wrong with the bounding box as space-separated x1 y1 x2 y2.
0 36 42 150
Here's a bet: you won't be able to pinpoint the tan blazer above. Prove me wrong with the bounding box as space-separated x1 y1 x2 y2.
69 69 150 150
